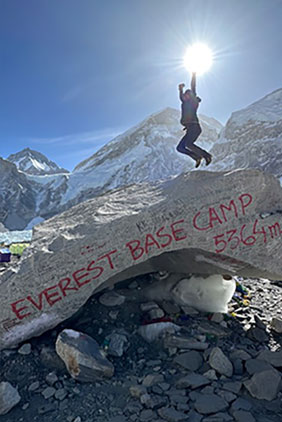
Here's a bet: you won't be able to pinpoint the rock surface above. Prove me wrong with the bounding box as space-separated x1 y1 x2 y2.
55 329 114 382
0 381 21 415
0 169 282 349
244 369 281 401
0 275 282 421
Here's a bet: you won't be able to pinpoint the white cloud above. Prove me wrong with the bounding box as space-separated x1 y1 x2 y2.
28 127 126 147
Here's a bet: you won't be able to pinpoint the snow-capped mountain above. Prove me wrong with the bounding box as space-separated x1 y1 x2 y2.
210 88 282 177
4 86 282 231
7 147 69 175
60 108 222 205
20 108 222 224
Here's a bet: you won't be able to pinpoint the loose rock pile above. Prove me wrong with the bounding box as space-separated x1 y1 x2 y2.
0 273 282 422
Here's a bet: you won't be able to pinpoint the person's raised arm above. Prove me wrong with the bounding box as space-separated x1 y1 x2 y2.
178 83 185 101
190 72 196 95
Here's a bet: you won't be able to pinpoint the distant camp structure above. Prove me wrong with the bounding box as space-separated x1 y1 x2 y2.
0 230 32 262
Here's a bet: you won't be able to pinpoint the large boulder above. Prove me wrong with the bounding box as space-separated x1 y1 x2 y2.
0 168 282 349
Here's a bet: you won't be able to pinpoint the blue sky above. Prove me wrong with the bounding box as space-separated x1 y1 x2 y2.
1 0 282 170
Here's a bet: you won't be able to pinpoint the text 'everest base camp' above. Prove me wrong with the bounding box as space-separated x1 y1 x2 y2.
1 88 282 420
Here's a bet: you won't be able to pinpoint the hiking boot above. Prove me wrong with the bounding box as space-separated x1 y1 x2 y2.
195 157 202 168
205 155 212 166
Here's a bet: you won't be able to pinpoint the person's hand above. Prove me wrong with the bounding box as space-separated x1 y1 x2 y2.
178 83 185 90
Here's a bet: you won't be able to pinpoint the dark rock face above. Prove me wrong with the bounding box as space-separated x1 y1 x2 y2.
0 158 36 230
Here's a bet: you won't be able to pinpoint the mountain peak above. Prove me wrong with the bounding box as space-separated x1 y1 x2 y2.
7 148 69 176
230 87 282 126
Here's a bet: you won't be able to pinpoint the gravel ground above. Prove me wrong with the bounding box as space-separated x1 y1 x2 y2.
1 272 282 422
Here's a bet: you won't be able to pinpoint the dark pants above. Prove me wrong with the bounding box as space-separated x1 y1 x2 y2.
176 123 211 162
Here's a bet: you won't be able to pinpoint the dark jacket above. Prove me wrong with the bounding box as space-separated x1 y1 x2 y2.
179 74 201 127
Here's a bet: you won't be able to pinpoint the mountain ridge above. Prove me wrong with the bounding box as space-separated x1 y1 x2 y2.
2 88 282 230
7 147 69 176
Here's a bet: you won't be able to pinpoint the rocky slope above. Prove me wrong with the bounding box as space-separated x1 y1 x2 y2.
210 88 282 178
0 272 282 421
7 148 69 176
0 158 36 230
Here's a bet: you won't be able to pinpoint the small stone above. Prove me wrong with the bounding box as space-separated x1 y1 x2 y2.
42 386 56 399
208 347 233 377
151 385 163 394
108 416 127 422
106 332 129 357
258 349 282 367
141 302 159 312
244 369 281 401
230 349 251 361
140 409 156 421
142 374 164 387
221 381 242 394
18 343 32 355
200 386 214 395
232 358 244 375
164 335 208 351
73 417 82 422
0 382 21 415
54 388 68 401
176 373 210 390
161 301 181 314
173 351 203 371
204 413 233 422
231 397 252 411
157 406 189 421
148 308 165 320
254 315 266 330
270 317 282 333
45 372 58 386
210 313 224 323
245 359 273 375
217 390 237 403
187 409 203 422
129 385 147 398
168 392 188 405
158 382 170 392
109 310 119 320
139 322 180 342
99 291 125 306
203 369 218 381
233 410 256 422
246 327 269 343
38 403 58 414
140 393 167 410
28 381 40 392
194 394 228 415
22 403 29 410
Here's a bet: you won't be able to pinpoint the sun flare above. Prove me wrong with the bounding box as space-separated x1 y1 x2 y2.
184 43 213 75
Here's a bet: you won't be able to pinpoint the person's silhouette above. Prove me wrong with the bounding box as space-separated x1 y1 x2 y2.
177 73 212 168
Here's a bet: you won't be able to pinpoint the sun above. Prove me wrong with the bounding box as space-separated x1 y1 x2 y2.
184 43 213 75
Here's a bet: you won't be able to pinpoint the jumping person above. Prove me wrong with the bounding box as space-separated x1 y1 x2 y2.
176 72 212 168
